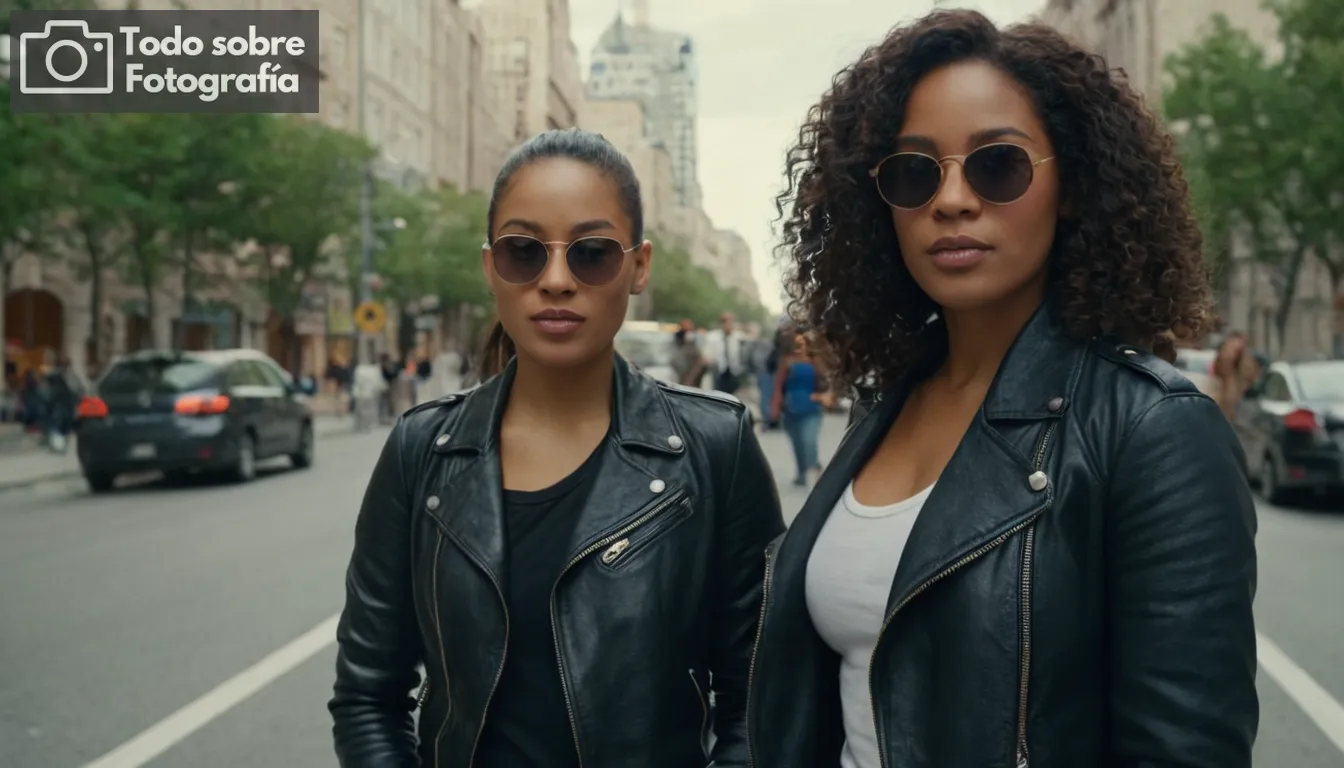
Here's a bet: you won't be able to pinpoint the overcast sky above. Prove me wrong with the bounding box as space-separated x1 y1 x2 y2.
568 0 1048 311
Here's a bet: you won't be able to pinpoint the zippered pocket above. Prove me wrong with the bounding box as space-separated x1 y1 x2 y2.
596 494 694 571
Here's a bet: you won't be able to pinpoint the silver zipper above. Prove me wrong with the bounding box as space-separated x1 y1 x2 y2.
689 668 709 745
426 530 508 768
1016 422 1054 768
745 539 777 768
549 492 686 766
869 422 1056 768
428 536 451 767
601 538 631 564
417 678 430 708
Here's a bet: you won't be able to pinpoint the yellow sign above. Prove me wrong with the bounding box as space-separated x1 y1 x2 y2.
354 301 386 334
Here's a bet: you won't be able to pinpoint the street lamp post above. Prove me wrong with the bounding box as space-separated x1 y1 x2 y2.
356 0 376 365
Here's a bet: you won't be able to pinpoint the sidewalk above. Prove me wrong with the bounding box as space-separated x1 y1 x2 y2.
758 413 848 524
0 415 359 492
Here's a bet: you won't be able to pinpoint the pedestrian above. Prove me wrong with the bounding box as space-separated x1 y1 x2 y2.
350 347 384 432
770 330 832 486
747 10 1258 768
700 311 747 395
671 319 705 387
758 323 791 430
1212 331 1254 421
43 354 80 453
329 128 784 767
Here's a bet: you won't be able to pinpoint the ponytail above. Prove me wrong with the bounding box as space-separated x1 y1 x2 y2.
477 319 515 379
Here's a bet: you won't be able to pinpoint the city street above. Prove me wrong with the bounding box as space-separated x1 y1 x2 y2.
0 414 1341 767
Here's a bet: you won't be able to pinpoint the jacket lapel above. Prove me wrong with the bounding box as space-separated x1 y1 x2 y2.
881 411 1052 616
554 356 687 564
422 366 509 584
881 304 1084 617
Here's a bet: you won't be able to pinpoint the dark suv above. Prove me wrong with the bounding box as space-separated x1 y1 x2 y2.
75 349 316 492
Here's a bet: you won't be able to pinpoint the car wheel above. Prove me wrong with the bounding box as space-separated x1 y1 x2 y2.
290 422 314 469
85 472 115 493
1260 455 1285 505
232 433 257 483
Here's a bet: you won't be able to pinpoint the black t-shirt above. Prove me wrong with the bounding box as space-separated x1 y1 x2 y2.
474 438 607 768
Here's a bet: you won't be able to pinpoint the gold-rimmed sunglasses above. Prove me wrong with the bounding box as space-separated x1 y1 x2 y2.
869 143 1055 209
486 234 638 287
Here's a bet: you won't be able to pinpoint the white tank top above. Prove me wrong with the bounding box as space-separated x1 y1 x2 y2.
805 481 933 768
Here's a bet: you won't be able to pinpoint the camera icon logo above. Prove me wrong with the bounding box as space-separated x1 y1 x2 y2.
19 20 115 95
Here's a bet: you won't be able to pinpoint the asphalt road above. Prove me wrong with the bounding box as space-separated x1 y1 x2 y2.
0 416 1340 767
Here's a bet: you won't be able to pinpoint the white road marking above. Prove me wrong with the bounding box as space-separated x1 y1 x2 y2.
81 613 341 768
1258 632 1344 755
77 615 1344 765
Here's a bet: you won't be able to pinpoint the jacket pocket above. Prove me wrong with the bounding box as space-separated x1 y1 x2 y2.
596 493 694 572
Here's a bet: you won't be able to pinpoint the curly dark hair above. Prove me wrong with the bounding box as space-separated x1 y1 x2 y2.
776 9 1213 391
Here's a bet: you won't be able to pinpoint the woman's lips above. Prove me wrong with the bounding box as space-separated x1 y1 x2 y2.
929 247 992 270
532 317 585 335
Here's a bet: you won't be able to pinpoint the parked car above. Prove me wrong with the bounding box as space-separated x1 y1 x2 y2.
74 349 317 492
1232 359 1344 503
1174 347 1218 397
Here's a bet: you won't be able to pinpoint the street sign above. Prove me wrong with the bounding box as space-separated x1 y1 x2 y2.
354 301 386 334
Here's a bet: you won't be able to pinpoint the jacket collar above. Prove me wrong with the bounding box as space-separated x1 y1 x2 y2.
423 354 689 586
431 354 687 459
980 302 1087 421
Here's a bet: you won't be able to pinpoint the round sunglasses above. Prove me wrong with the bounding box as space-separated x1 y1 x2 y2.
487 234 638 287
869 143 1055 210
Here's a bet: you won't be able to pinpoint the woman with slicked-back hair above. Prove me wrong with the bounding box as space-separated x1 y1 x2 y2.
747 10 1257 768
329 128 784 767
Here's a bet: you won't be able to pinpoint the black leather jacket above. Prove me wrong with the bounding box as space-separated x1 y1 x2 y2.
747 306 1259 768
330 356 785 767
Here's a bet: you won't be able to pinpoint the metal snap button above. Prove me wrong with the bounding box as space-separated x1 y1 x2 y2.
1028 471 1047 492
426 495 440 510
435 434 450 446
1047 397 1064 413
667 435 683 450
649 479 666 493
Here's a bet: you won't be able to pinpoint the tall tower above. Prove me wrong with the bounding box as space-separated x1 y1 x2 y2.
630 0 650 26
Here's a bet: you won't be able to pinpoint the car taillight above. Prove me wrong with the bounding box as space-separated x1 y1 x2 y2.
76 396 108 419
1283 408 1319 432
174 394 230 416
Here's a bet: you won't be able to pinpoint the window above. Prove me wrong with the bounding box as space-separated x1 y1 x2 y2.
1261 373 1291 402
253 360 292 388
226 362 265 389
102 358 220 395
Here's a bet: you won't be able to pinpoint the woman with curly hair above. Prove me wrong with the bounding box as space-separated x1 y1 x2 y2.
746 9 1258 768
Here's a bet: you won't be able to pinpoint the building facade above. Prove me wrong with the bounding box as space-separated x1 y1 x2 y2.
1036 0 1338 359
586 14 699 208
465 0 584 140
1 0 523 392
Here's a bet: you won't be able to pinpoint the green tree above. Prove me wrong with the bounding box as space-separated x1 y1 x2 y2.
1270 0 1344 297
231 117 372 371
369 182 489 311
156 114 270 348
1165 5 1344 345
0 81 65 392
45 114 130 370
98 114 191 341
646 233 770 327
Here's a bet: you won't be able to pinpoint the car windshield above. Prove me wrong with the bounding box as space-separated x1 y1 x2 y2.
615 330 674 369
1295 362 1344 401
99 358 218 395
